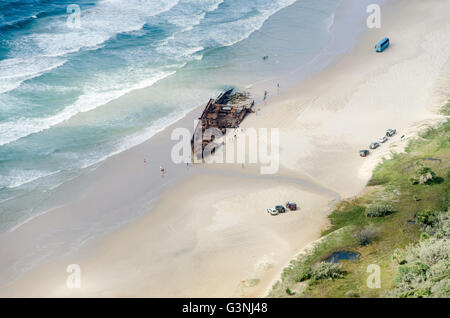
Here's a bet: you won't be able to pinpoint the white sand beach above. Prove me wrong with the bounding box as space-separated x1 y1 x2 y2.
1 0 450 297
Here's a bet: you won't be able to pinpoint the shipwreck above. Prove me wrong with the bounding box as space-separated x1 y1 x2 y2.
191 89 255 159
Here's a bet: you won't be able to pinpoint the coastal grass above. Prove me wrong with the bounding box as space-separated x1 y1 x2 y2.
269 112 450 298
441 100 450 116
268 226 357 297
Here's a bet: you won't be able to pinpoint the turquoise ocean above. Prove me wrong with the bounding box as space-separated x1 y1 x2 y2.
0 0 378 233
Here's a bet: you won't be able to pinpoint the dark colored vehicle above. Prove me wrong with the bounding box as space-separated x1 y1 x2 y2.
370 142 380 149
360 150 370 157
275 205 286 213
286 202 297 211
386 129 396 137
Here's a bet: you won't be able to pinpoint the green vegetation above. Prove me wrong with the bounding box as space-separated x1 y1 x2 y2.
269 106 450 298
310 262 345 283
385 212 449 298
268 227 358 297
365 204 394 218
353 224 380 246
441 100 450 116
416 209 437 226
410 162 440 185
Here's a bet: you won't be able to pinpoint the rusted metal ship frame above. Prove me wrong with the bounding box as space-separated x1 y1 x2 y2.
191 89 254 159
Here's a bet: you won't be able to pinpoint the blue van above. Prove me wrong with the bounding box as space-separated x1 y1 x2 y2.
375 37 390 52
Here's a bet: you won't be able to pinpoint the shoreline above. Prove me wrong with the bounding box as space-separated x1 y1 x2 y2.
0 0 340 234
1 0 450 297
0 0 368 287
0 0 378 236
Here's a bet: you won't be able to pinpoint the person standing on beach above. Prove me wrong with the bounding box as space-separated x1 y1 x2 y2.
264 90 268 104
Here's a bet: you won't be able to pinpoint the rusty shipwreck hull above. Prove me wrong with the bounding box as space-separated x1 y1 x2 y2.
191 89 254 159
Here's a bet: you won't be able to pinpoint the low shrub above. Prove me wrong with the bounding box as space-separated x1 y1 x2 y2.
392 248 407 265
365 204 394 218
293 265 312 283
385 212 450 298
285 287 295 296
416 210 437 226
428 212 450 238
353 224 380 245
420 232 430 241
410 163 439 185
310 262 345 282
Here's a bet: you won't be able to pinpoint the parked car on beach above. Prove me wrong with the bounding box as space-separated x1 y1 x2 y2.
370 142 380 149
386 129 396 137
379 136 388 143
286 202 297 211
267 208 278 216
275 205 286 213
360 150 370 157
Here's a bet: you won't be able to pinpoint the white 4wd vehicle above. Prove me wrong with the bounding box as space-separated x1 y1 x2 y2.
267 208 278 216
378 136 388 143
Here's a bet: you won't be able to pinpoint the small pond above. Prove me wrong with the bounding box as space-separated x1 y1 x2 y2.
325 251 360 263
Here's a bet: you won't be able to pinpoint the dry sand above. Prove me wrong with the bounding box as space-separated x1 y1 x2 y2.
3 175 335 297
2 0 450 297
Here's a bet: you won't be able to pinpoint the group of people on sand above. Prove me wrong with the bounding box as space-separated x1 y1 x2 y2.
263 82 280 104
145 161 192 176
143 82 280 175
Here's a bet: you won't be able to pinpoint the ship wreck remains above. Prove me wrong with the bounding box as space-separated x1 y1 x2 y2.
191 89 254 159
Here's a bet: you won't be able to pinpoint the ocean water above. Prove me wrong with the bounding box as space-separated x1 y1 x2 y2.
0 0 375 233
